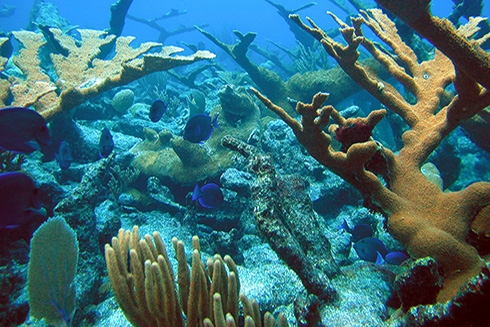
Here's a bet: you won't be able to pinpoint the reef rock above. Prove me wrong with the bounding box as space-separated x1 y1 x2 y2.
131 85 261 185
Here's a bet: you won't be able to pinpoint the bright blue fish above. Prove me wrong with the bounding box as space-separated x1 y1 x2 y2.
385 251 409 266
353 237 389 263
0 107 51 154
192 183 223 209
375 251 385 265
339 219 373 243
0 172 46 229
149 99 167 122
55 141 73 170
99 128 114 158
183 114 219 143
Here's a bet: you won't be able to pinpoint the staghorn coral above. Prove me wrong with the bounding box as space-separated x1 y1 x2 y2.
253 8 490 304
376 0 490 154
1 28 214 121
376 0 490 90
104 227 289 327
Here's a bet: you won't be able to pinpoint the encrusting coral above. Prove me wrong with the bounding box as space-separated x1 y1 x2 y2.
252 8 490 303
2 28 214 121
104 226 289 327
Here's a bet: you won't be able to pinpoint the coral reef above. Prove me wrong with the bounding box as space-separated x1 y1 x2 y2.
198 25 389 116
1 28 214 122
253 8 490 303
5 1 490 326
131 85 261 185
222 135 338 303
105 227 289 327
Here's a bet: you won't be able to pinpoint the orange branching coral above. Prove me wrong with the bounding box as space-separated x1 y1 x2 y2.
0 37 8 106
254 9 490 303
375 0 490 91
0 37 9 74
2 28 215 121
10 31 58 112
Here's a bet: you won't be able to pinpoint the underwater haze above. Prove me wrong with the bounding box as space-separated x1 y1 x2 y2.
1 1 490 327
3 1 488 48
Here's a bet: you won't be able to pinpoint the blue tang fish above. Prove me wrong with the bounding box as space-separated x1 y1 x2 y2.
183 114 219 143
55 141 73 170
353 237 389 263
0 172 46 228
192 183 223 209
384 251 409 266
99 128 114 158
339 219 373 243
0 107 51 154
149 99 167 122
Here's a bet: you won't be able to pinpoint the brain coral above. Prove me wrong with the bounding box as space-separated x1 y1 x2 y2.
112 89 134 114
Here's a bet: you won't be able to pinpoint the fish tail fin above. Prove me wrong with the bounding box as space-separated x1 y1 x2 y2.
375 251 386 266
212 114 220 129
339 219 351 233
375 251 385 265
192 184 200 201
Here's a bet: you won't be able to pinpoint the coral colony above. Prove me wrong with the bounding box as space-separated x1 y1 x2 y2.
1 1 490 327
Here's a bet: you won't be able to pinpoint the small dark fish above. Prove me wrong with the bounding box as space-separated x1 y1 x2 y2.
55 141 73 170
149 99 167 122
384 251 409 266
183 114 219 143
339 219 373 243
0 172 46 229
0 32 12 58
192 183 223 209
353 237 389 263
99 128 114 158
0 107 51 154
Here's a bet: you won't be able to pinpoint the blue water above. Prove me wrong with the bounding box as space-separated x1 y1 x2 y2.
2 0 486 54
